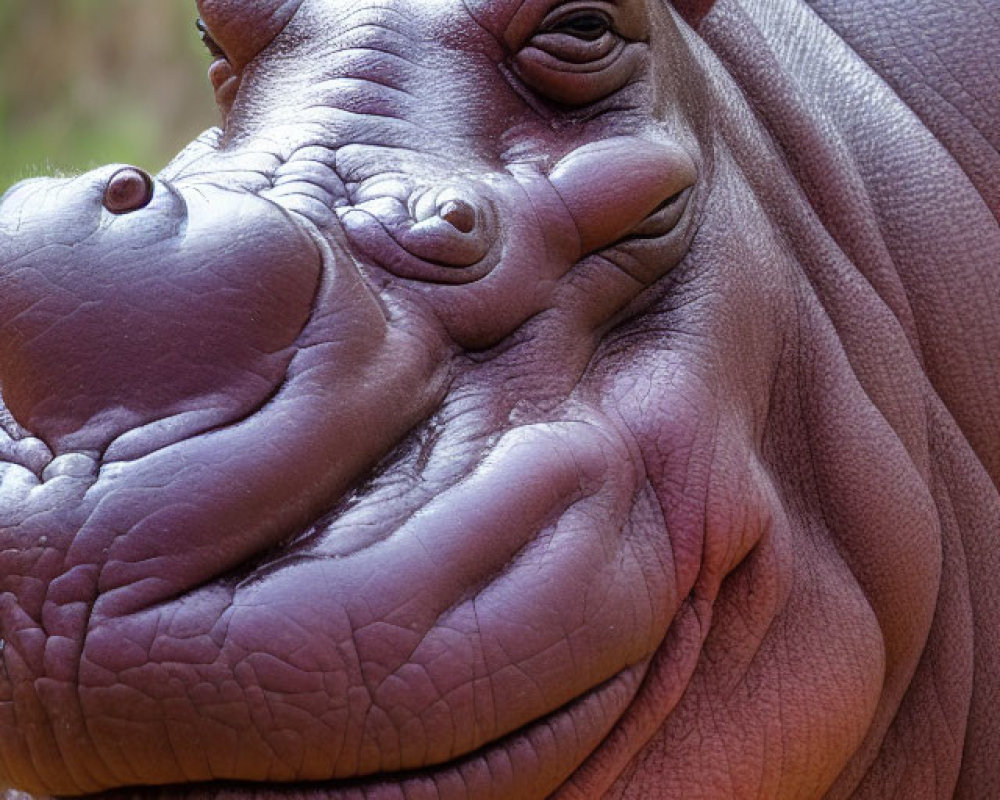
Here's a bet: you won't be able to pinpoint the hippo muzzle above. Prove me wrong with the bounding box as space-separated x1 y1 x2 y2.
0 1 707 793
0 164 320 459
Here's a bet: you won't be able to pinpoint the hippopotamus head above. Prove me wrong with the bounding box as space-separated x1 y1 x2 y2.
1 0 1000 797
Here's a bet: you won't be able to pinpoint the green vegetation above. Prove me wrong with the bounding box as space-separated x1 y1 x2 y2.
0 1 217 192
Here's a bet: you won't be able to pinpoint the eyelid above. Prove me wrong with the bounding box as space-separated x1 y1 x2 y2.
530 31 618 64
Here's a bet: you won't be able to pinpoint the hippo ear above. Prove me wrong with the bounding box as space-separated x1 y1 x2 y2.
669 0 717 28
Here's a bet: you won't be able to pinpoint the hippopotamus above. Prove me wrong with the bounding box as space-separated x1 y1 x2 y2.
0 0 998 797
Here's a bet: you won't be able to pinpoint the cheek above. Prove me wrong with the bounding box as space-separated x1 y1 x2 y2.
416 275 555 352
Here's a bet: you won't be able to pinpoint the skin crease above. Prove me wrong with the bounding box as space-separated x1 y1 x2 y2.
0 0 996 798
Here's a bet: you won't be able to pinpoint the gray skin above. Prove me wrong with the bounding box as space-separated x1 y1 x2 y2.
0 0 998 797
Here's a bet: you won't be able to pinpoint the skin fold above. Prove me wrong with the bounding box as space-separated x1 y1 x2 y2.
0 0 997 797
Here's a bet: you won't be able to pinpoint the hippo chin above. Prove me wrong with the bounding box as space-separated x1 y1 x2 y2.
0 0 998 797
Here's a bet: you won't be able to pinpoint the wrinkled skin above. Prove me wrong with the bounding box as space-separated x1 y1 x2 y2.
0 0 998 797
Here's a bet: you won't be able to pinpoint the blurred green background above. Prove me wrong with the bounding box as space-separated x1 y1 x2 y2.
0 0 218 193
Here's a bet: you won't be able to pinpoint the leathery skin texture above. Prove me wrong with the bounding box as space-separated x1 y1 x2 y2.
0 0 997 797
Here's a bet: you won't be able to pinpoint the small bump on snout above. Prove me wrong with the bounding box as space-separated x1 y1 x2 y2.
103 167 155 214
438 199 478 234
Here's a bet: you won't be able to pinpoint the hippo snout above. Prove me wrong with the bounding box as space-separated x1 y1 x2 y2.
0 169 322 458
0 165 185 250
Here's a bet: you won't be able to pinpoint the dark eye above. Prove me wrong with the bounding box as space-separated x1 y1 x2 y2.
196 18 227 61
547 11 612 41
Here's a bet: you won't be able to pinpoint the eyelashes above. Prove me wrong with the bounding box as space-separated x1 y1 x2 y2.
196 18 227 61
544 10 613 41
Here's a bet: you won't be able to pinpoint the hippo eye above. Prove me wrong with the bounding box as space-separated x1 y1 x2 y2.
513 5 642 106
546 11 612 41
196 18 227 61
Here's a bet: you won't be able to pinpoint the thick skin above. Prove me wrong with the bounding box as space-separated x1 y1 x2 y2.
0 0 998 798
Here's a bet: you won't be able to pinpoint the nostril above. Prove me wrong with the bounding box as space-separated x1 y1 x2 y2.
103 167 154 214
438 199 478 234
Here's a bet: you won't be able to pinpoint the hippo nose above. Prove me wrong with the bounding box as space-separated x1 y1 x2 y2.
405 186 497 266
338 181 499 282
438 198 478 234
102 166 155 214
